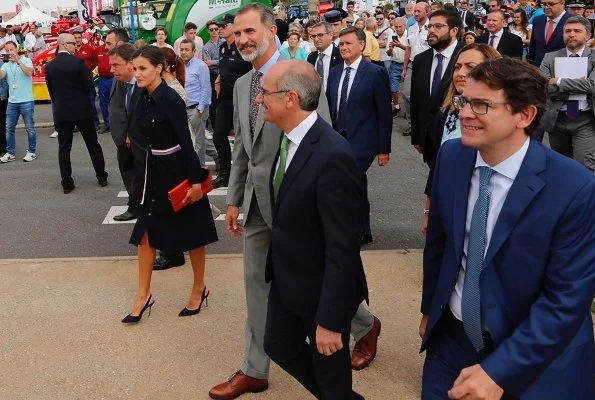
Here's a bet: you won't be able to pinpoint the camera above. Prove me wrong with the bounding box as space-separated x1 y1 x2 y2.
0 54 11 62
392 36 400 42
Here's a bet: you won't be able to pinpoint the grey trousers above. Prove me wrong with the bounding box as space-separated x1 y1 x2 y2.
240 197 376 379
548 112 595 172
399 63 413 136
188 106 217 166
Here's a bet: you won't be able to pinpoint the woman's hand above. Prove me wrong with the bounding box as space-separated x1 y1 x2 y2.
183 183 203 205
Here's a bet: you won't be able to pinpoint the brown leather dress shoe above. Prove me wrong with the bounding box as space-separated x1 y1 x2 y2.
351 316 381 371
208 370 269 399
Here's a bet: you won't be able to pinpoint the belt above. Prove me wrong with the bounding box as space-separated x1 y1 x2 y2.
150 144 181 156
186 104 198 110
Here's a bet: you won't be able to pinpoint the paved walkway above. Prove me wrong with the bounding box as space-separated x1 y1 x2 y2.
0 250 425 400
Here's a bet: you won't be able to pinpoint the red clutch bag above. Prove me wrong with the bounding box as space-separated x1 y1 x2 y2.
168 170 213 212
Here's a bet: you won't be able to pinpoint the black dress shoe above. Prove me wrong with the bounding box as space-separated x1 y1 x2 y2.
153 255 185 271
63 186 75 194
361 234 373 245
98 179 108 187
212 174 229 189
113 211 138 221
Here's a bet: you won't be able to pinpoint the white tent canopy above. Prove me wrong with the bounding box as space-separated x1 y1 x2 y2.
3 3 57 28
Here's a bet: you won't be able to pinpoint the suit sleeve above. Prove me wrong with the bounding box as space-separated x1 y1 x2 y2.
527 24 537 65
375 67 393 154
226 79 249 207
512 34 523 58
481 179 595 397
315 147 366 333
78 58 93 95
167 93 208 184
410 58 421 146
421 141 448 314
45 65 54 101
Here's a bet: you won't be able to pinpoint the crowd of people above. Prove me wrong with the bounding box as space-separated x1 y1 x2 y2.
0 1 594 399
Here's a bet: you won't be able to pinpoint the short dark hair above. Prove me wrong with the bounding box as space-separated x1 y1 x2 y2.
347 1 355 6
430 9 463 32
467 58 547 136
108 42 137 62
564 15 592 35
236 2 275 27
180 38 195 50
206 20 218 29
184 22 198 31
339 25 366 42
107 28 130 43
3 41 17 50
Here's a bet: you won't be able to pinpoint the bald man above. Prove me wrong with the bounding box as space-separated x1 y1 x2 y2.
260 61 367 400
45 33 108 193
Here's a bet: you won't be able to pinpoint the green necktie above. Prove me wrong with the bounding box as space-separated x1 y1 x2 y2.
273 135 290 200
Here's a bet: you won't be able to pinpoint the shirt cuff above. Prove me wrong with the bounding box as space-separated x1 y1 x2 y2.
557 78 562 86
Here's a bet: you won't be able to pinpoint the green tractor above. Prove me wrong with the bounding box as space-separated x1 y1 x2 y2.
107 0 273 45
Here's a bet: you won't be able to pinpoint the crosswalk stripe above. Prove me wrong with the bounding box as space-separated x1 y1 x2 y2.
116 188 228 197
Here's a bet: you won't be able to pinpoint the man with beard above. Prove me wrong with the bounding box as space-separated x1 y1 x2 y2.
410 9 463 166
209 4 377 399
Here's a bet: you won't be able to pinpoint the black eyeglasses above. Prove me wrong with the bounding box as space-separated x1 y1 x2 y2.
310 33 330 39
426 23 450 30
208 28 219 32
453 95 509 115
259 88 290 97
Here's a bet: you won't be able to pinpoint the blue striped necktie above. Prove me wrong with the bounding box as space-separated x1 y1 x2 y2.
462 166 493 352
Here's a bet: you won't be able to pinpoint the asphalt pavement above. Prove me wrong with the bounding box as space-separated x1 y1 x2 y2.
0 103 428 259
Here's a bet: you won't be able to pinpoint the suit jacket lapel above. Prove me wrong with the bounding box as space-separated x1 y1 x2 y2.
274 118 322 209
483 140 546 267
253 106 265 144
238 77 253 154
346 61 367 107
453 146 477 264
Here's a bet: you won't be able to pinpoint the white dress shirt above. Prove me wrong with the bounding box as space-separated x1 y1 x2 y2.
391 31 408 64
557 47 590 111
487 29 503 49
275 111 318 174
407 20 430 62
449 138 530 321
336 55 363 113
317 44 335 91
429 40 458 96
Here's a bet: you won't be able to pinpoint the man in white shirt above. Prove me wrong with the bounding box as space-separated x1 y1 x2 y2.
540 15 595 172
375 12 394 69
387 17 408 116
420 56 595 400
24 24 46 60
173 22 204 59
401 1 430 136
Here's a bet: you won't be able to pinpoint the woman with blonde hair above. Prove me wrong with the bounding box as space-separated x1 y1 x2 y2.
420 44 501 235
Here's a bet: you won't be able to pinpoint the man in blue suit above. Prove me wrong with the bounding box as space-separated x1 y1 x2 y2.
326 25 393 245
527 0 569 67
420 57 595 399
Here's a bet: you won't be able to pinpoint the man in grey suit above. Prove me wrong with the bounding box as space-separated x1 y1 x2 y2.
108 43 144 221
209 4 380 400
540 16 595 172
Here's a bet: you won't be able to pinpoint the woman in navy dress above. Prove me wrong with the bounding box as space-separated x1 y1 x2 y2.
122 46 218 323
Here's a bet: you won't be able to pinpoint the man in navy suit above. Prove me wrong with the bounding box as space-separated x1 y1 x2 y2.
527 0 569 66
326 25 392 245
260 60 367 400
45 33 108 193
476 11 523 58
420 57 595 399
307 21 342 92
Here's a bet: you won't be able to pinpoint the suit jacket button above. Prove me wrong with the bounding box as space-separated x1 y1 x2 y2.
148 213 152 216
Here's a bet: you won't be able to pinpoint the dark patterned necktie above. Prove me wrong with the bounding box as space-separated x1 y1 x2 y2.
249 70 262 137
430 53 444 98
316 53 325 79
566 54 580 119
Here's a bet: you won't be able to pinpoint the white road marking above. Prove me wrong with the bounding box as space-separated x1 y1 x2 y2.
117 191 128 198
